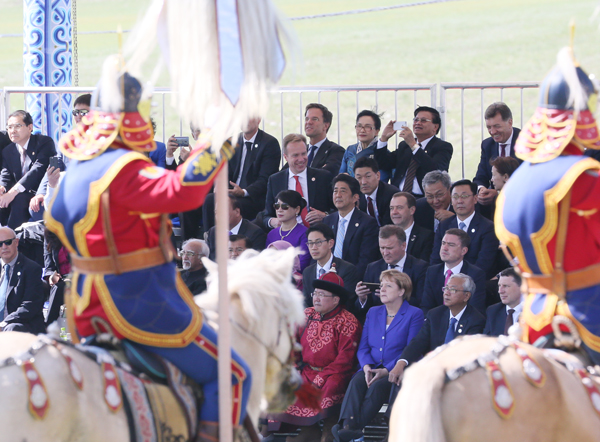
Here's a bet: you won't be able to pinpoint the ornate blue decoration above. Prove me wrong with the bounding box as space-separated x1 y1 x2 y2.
23 0 73 143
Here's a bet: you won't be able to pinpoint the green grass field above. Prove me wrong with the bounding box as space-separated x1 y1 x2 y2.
1 0 600 179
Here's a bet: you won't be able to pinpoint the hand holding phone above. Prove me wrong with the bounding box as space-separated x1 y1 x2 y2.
362 282 381 292
49 156 65 172
173 136 190 147
393 121 408 131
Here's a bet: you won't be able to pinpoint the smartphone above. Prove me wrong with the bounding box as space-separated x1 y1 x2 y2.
174 136 189 147
393 121 408 131
362 282 381 292
49 156 65 171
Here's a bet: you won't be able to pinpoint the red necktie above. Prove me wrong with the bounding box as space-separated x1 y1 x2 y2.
367 196 375 218
504 308 515 334
500 144 507 157
293 175 309 227
444 269 452 286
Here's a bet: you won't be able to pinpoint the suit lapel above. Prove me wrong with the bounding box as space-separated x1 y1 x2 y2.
387 300 409 333
343 210 360 248
467 212 481 238
436 308 451 345
456 305 471 337
238 219 248 235
312 139 328 167
7 256 22 301
306 168 316 203
9 144 22 181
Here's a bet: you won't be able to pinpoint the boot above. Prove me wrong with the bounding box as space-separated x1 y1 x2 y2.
197 420 219 442
321 417 337 442
286 424 322 442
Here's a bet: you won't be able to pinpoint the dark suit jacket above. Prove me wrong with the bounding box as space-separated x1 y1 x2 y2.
585 148 600 161
406 223 434 262
420 261 487 316
358 181 399 226
483 302 509 336
400 304 485 364
3 253 45 334
230 129 281 210
0 134 56 193
260 167 334 229
206 219 266 260
358 302 425 371
323 209 380 279
302 256 359 308
358 255 428 311
414 197 454 232
473 128 521 188
0 131 11 171
181 268 207 295
374 137 453 191
431 212 499 278
310 138 345 177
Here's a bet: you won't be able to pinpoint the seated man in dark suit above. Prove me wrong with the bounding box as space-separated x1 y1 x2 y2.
323 174 379 279
414 170 454 233
484 268 523 337
354 157 398 227
390 192 434 261
260 133 333 230
375 106 453 196
302 223 359 309
474 102 522 205
421 228 486 316
388 273 485 385
0 227 45 333
356 225 428 318
0 130 11 169
206 195 266 260
0 110 56 228
203 118 281 231
304 103 345 176
179 239 209 295
430 179 499 278
228 234 251 260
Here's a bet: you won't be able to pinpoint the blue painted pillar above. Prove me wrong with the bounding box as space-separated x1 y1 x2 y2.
23 0 73 141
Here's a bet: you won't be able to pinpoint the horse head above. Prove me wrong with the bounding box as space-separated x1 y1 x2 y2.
197 247 306 420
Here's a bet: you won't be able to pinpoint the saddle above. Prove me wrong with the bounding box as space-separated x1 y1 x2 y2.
19 333 201 442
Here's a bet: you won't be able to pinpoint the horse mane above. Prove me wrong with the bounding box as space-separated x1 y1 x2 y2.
196 248 306 336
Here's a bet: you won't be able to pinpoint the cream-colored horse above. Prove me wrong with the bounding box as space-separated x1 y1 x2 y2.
389 335 600 442
0 248 305 442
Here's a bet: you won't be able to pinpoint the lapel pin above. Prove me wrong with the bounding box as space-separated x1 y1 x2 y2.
411 237 415 241
311 177 316 181
254 144 258 148
32 152 35 155
355 223 359 227
471 228 475 233
458 328 463 334
17 272 21 276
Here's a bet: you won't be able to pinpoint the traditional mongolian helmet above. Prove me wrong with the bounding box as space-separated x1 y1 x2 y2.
516 46 600 163
59 56 155 160
312 265 351 302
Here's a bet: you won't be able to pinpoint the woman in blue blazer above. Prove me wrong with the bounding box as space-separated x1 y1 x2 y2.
333 270 424 442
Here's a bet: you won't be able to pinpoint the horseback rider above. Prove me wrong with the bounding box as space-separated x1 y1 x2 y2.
495 44 600 364
45 68 251 441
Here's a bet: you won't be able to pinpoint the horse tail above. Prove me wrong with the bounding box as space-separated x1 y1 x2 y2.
390 360 447 442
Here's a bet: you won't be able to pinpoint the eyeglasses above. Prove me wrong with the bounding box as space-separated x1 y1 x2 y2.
413 117 433 123
425 192 447 201
0 238 16 247
307 239 327 248
72 109 89 117
178 250 200 257
355 124 375 131
311 292 335 298
273 203 291 210
6 124 25 130
451 194 474 200
229 247 245 254
442 286 467 295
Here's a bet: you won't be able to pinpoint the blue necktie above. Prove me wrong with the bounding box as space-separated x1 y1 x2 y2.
0 264 10 318
444 317 457 344
458 221 467 232
333 218 347 258
307 145 317 167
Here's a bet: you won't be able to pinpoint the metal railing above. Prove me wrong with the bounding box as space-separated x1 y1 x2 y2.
2 82 541 179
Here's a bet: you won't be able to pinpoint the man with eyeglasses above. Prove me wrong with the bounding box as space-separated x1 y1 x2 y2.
375 106 453 196
391 273 485 384
0 110 56 228
179 239 209 295
0 227 45 333
430 179 499 279
302 223 359 309
421 228 486 316
304 103 345 176
414 170 455 233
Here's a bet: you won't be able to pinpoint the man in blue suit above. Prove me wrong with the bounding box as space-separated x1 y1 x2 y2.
389 273 485 385
355 225 428 318
323 174 380 279
430 179 499 278
473 102 522 204
0 111 56 228
484 268 523 336
421 228 486 316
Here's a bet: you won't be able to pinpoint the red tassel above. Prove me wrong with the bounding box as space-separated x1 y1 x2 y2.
294 382 322 411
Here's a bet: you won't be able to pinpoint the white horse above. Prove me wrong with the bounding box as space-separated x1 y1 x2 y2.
0 248 306 442
389 335 600 442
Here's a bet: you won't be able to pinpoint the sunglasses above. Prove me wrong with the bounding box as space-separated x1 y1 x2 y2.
72 109 90 117
273 203 291 210
0 238 16 247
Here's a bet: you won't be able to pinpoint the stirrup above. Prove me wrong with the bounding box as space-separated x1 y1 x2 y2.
551 314 582 351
